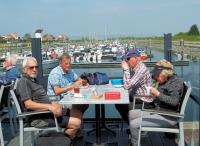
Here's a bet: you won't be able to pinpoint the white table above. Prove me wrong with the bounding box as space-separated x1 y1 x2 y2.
59 84 129 145
60 84 129 105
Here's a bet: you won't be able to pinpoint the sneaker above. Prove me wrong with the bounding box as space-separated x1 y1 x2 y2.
31 119 49 128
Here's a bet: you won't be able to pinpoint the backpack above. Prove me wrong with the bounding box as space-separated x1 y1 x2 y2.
80 72 109 85
80 72 95 85
93 72 109 85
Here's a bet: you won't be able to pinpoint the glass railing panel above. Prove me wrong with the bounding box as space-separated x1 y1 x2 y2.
174 61 199 146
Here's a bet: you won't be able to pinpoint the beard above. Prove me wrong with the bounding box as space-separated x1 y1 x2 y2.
29 73 37 78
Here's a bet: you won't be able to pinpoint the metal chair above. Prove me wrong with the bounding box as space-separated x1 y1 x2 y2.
0 84 17 146
135 81 192 146
10 88 61 146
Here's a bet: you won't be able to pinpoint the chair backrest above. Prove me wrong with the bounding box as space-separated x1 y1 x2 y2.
13 78 19 90
10 78 26 115
10 89 24 115
180 81 192 115
0 85 5 109
0 85 5 101
0 84 12 108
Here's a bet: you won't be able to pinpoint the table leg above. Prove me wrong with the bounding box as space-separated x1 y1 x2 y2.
95 104 101 145
101 104 116 136
87 104 118 145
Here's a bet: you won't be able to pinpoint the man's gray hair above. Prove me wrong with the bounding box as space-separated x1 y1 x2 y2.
22 57 37 68
7 54 18 65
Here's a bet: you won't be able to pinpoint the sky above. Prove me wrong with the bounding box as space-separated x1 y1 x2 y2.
1 0 200 39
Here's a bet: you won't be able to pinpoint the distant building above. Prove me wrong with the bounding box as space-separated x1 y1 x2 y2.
42 34 69 41
57 34 69 41
42 34 55 41
0 33 18 40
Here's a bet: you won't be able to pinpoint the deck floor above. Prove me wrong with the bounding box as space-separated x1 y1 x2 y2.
2 120 179 146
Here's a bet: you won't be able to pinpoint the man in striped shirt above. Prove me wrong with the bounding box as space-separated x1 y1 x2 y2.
115 49 152 123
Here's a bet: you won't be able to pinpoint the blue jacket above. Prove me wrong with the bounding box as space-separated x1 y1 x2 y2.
0 66 21 85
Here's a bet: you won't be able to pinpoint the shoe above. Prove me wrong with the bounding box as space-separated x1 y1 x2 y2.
31 119 49 128
71 130 85 146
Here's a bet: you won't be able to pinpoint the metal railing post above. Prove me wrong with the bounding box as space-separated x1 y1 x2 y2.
164 33 172 62
31 38 43 78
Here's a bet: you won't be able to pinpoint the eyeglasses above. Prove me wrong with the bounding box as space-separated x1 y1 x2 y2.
27 66 38 70
126 58 130 61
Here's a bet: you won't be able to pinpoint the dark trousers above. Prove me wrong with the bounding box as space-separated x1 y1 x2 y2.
115 91 135 124
115 104 129 123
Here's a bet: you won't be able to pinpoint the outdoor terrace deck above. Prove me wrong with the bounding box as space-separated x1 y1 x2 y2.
2 120 179 146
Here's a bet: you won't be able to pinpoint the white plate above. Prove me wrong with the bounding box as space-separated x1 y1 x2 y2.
113 85 123 88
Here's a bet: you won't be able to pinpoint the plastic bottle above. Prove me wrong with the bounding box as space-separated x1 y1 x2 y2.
91 87 98 96
152 81 159 88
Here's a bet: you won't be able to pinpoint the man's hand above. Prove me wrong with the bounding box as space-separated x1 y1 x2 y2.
121 61 129 70
48 102 62 117
150 87 160 97
73 80 82 88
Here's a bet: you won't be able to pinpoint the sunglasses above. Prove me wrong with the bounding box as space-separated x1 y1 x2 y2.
126 58 130 61
27 66 38 70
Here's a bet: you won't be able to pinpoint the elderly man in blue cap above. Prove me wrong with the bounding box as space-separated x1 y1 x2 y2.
115 49 152 123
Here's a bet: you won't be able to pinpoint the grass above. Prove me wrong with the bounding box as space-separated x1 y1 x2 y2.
173 34 200 41
116 34 200 42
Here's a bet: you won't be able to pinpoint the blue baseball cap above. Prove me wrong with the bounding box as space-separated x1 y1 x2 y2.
125 49 141 61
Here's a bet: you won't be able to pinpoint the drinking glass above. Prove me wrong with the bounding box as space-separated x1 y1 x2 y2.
74 87 80 94
82 80 88 86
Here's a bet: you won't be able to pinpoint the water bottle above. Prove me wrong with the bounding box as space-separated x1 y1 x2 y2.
152 81 159 88
91 87 98 96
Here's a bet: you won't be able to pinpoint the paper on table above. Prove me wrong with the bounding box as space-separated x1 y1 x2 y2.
74 93 83 98
113 85 123 88
79 85 89 89
91 94 103 99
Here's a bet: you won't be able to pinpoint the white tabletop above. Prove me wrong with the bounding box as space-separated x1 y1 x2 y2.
59 84 129 105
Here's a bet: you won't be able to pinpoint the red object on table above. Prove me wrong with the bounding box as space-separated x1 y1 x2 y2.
105 92 120 100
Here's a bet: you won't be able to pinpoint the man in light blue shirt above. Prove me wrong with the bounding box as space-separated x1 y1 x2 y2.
47 53 88 137
47 64 79 97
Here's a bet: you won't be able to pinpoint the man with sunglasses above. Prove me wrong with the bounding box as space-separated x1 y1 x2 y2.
16 57 81 140
115 49 152 123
